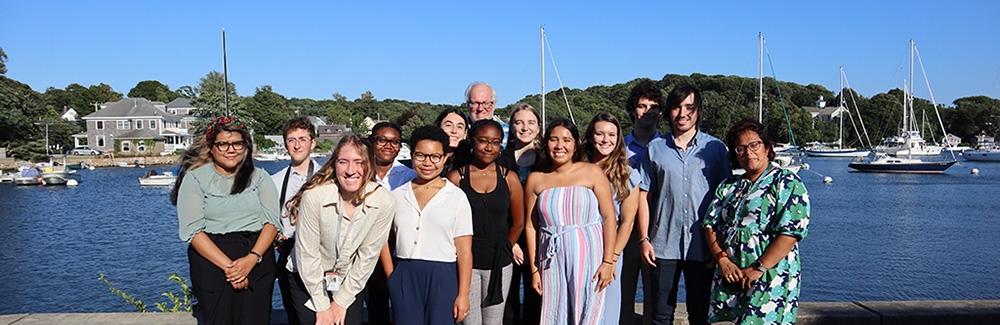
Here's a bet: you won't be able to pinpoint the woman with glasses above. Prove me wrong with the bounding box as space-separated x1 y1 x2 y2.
369 122 417 191
383 125 473 325
582 112 642 325
172 116 281 324
524 118 617 324
434 107 472 175
283 134 397 325
447 120 524 324
702 118 810 324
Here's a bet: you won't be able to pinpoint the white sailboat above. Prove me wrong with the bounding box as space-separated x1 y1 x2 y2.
805 67 871 158
849 39 957 174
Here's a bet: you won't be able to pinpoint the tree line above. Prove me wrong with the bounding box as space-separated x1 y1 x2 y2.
2 46 998 162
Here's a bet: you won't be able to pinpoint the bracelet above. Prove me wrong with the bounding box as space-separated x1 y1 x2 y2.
602 260 615 265
248 251 263 264
612 251 621 257
715 250 728 261
531 270 539 275
638 237 650 243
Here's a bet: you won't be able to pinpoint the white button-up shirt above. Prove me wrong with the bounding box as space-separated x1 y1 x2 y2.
391 180 474 262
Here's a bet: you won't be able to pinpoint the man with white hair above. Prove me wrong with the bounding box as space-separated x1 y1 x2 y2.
465 82 509 147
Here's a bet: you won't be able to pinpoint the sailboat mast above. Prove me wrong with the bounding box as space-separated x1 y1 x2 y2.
839 66 844 147
758 32 763 123
540 26 546 129
222 28 230 117
906 39 914 134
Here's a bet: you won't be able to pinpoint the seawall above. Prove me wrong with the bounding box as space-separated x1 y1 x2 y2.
0 155 179 171
2 300 999 324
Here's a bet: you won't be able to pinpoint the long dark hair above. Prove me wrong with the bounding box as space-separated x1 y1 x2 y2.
537 118 583 171
171 116 255 205
583 112 631 202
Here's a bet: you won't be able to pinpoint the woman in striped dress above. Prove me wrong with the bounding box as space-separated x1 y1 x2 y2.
524 118 618 324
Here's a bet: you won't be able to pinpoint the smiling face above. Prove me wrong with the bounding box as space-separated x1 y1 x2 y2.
467 84 496 122
735 130 771 178
512 109 539 145
372 126 402 166
334 143 366 195
670 92 698 136
546 126 577 167
284 128 315 164
411 139 447 182
472 124 503 165
439 112 468 148
210 130 247 175
590 121 618 159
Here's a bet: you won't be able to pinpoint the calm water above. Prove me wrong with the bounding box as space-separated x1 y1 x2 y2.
1 156 999 314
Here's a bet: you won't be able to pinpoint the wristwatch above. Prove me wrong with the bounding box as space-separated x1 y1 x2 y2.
750 260 768 273
249 251 263 264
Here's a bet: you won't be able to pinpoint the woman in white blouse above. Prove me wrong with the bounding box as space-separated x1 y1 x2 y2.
381 125 473 325
283 134 396 325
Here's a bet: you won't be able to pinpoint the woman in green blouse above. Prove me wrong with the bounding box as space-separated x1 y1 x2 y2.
702 118 810 324
171 116 281 324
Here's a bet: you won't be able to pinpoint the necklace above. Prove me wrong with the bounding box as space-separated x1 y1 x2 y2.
414 178 444 190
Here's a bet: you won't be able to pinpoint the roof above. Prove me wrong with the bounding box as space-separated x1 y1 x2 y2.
165 97 195 108
83 98 184 119
115 129 165 140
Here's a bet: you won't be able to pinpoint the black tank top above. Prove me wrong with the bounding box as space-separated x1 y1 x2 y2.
459 163 513 306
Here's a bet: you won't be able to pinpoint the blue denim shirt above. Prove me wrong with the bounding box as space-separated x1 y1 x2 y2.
624 130 660 169
639 131 731 261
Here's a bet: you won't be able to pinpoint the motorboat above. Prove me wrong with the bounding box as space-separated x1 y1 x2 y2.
804 146 871 158
139 170 177 186
117 160 145 168
848 154 956 174
14 167 43 185
963 148 1000 162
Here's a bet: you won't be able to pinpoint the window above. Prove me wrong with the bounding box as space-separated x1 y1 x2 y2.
137 142 146 152
122 141 131 152
97 136 105 147
117 120 130 129
149 120 157 129
136 120 143 129
96 121 104 130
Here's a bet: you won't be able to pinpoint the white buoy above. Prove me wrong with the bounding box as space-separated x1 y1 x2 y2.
802 163 810 170
66 179 79 186
823 176 833 183
87 165 95 170
971 168 980 175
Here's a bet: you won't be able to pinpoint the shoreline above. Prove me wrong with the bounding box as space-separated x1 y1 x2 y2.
0 155 179 171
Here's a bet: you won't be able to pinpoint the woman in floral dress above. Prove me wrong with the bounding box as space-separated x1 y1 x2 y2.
702 118 810 324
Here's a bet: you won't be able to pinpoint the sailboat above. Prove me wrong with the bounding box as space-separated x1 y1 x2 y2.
805 67 871 158
755 33 805 173
848 39 957 174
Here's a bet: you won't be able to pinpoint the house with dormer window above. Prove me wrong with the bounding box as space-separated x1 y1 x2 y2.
75 97 201 156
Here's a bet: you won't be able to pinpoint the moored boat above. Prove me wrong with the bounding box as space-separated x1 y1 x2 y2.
962 149 1000 162
139 170 177 186
848 154 956 173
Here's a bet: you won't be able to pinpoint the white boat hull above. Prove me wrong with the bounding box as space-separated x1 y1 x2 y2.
805 149 871 158
963 150 1000 162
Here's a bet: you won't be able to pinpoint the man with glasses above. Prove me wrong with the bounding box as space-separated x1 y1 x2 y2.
637 84 731 325
270 116 320 325
465 82 509 148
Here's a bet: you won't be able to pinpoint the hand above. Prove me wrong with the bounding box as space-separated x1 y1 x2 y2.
531 272 543 295
593 262 615 292
229 277 249 290
316 303 347 325
274 235 288 253
640 241 657 267
511 243 524 265
453 293 470 323
718 258 742 284
739 267 764 290
225 255 255 283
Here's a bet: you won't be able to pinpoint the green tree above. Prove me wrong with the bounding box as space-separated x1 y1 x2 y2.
244 85 294 135
0 76 45 159
0 47 7 75
128 80 179 103
190 71 245 132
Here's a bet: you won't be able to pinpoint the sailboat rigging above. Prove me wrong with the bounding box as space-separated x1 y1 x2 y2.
539 26 575 129
804 67 872 158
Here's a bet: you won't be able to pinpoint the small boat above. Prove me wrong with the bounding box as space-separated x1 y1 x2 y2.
117 160 145 168
139 170 177 186
254 153 278 161
963 148 1000 162
804 146 871 158
14 167 43 185
66 162 89 170
848 154 956 174
40 170 77 186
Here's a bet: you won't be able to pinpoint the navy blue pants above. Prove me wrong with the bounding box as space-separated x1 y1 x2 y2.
648 259 712 325
388 259 458 325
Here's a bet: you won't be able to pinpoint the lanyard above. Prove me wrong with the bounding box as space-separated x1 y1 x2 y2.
333 195 356 270
279 160 315 207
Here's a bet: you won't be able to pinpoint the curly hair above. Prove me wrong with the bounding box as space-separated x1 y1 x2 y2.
583 112 631 203
284 133 376 226
625 79 665 117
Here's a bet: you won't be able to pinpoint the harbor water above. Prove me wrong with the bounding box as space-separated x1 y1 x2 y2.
1 155 1000 314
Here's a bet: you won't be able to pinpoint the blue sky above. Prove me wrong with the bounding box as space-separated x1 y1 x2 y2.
3 1 999 108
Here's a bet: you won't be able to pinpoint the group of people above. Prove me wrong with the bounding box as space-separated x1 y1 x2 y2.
173 81 810 325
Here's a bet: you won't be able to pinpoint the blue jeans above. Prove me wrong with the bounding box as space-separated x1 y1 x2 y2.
648 259 712 325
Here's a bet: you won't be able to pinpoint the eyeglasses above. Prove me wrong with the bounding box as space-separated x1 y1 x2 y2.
412 152 445 164
468 101 494 108
213 140 246 151
475 137 503 148
375 136 401 148
285 137 313 145
735 140 763 155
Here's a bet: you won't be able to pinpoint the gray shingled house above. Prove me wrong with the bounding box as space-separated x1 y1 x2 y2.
75 98 201 156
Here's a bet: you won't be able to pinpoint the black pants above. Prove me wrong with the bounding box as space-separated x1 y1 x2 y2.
276 241 300 325
285 269 364 325
363 261 391 324
648 259 713 325
503 236 541 325
188 231 275 325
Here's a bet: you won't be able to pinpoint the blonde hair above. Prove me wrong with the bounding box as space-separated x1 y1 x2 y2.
583 112 631 203
506 102 543 149
285 134 377 225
